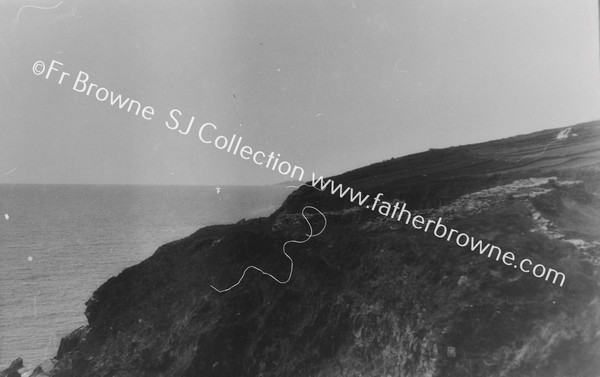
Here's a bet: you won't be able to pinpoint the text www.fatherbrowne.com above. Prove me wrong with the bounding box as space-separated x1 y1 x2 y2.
310 174 567 287
33 58 566 287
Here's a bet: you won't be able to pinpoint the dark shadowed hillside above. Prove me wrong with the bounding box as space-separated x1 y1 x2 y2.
10 121 600 377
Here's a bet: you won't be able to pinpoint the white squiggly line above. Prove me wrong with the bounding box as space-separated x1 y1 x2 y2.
3 167 16 175
516 139 560 162
70 6 81 19
516 128 575 163
17 1 62 23
210 205 327 293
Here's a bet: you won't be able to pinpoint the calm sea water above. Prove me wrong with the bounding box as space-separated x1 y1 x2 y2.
0 184 290 368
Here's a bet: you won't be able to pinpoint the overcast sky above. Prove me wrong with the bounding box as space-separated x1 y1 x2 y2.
1 0 599 185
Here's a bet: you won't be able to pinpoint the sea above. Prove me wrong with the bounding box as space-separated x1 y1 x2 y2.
0 184 290 369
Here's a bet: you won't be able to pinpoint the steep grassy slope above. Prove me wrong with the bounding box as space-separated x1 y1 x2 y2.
279 121 600 213
24 121 600 377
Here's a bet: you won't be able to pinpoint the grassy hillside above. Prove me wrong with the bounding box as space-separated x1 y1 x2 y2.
21 121 600 377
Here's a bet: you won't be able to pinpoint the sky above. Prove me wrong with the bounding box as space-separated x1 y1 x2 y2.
0 0 599 185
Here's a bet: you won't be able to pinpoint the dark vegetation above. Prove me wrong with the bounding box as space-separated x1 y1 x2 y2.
9 121 600 377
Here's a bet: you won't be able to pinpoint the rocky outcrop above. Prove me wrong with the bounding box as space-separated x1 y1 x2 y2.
23 121 600 376
55 327 88 360
29 359 56 377
0 358 23 377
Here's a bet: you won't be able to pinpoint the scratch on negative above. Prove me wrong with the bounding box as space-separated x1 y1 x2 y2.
516 140 560 162
210 205 327 293
17 1 62 23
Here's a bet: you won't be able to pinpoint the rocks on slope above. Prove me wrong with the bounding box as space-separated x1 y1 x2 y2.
0 358 23 377
16 121 600 377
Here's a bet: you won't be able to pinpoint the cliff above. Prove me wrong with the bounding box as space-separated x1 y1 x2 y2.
9 121 600 376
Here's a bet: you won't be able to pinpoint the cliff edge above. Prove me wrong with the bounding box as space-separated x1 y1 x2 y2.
8 121 600 377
